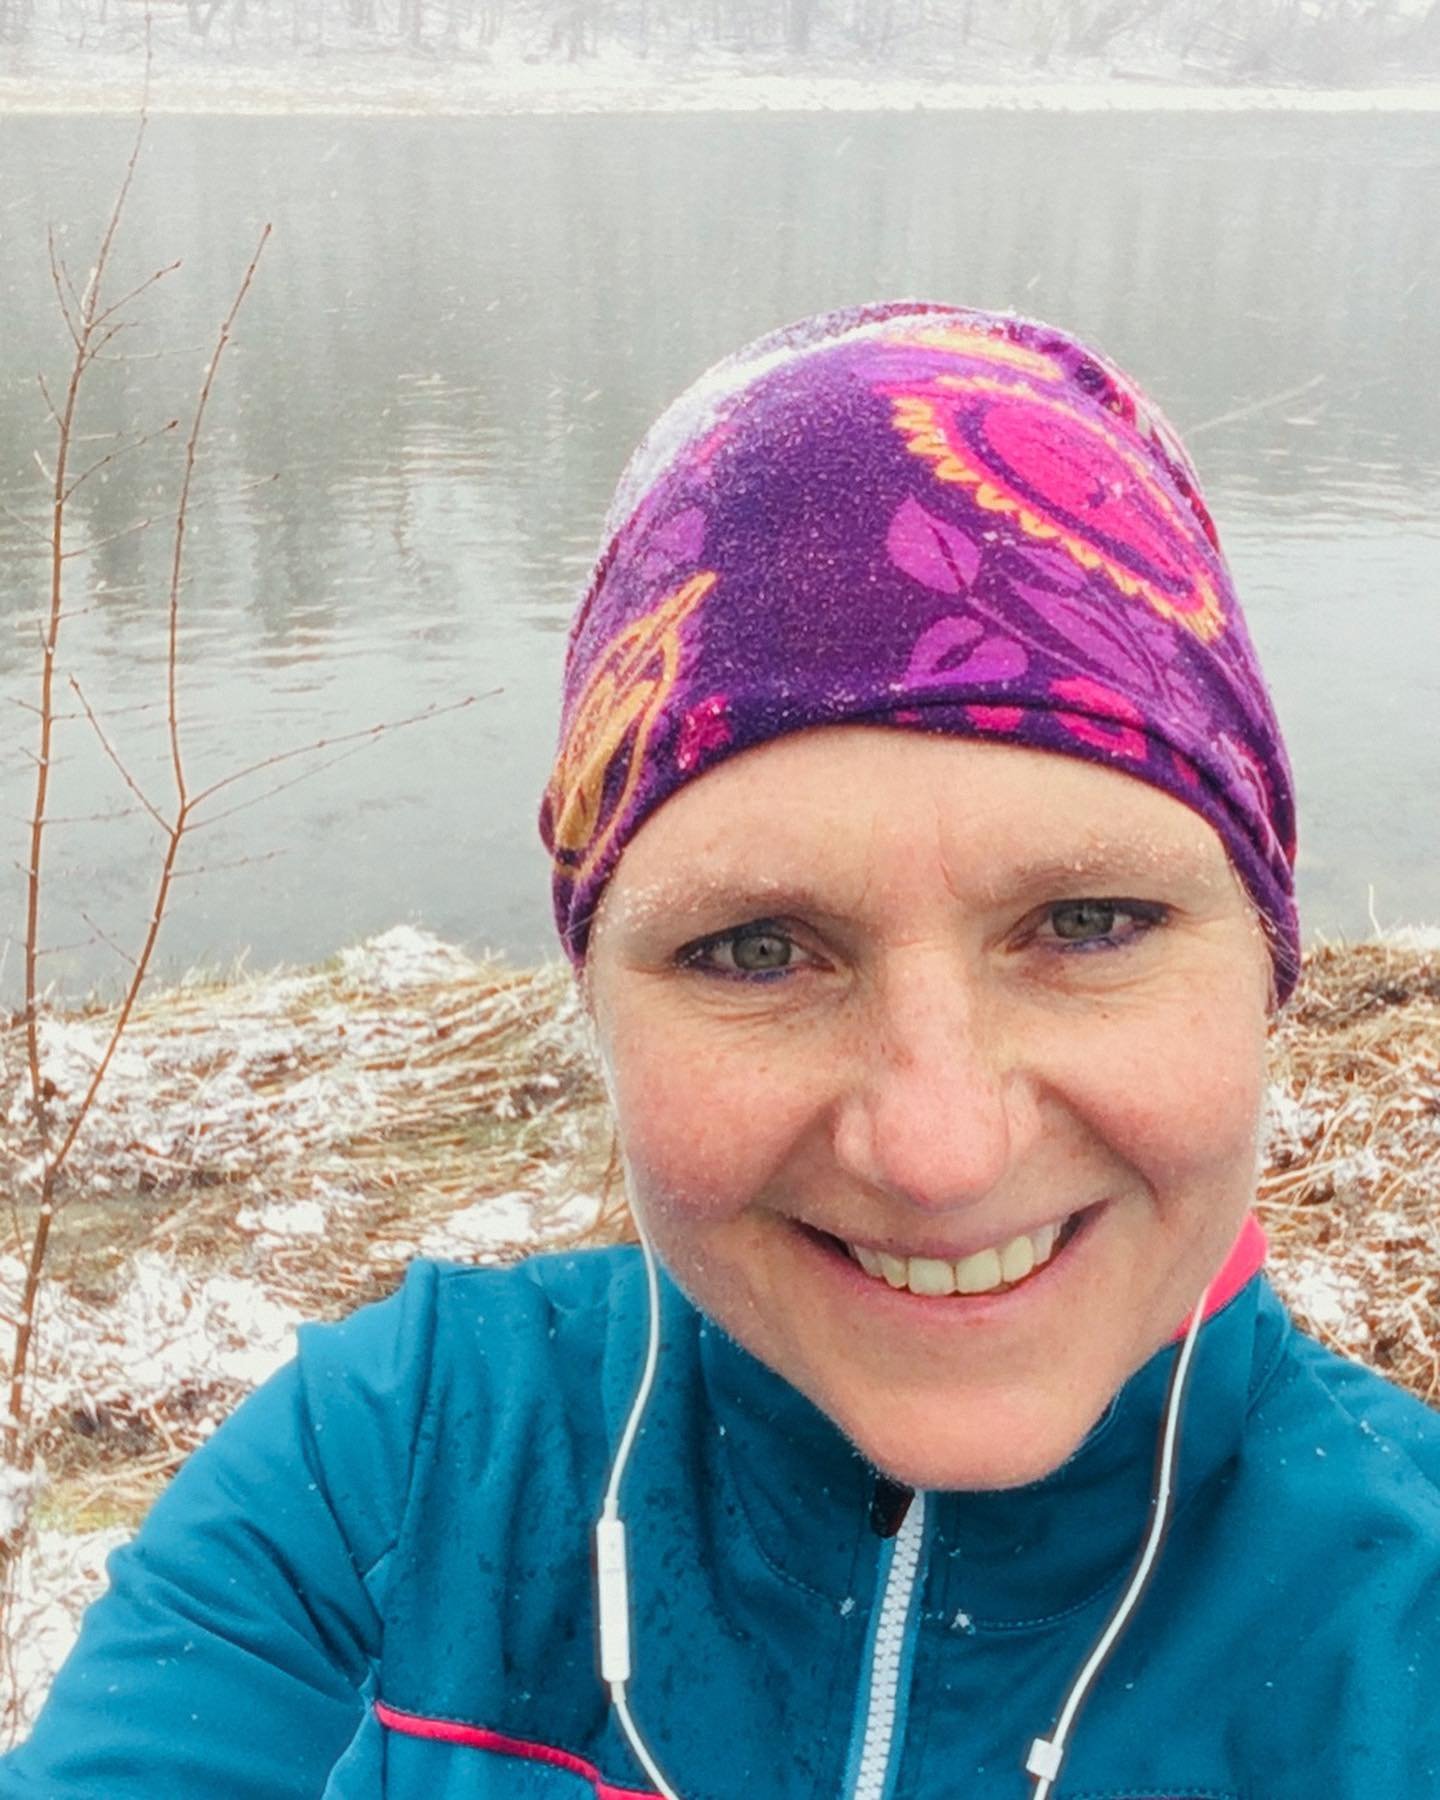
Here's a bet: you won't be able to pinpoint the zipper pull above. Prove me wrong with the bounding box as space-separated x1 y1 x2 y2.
869 1474 914 1539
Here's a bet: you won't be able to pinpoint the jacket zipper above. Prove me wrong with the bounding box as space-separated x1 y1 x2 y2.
845 1490 928 1800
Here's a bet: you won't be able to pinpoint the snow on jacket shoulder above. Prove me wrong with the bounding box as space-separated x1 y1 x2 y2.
2 1247 1438 1800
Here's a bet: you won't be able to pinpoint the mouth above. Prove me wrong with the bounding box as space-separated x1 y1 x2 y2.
803 1209 1091 1301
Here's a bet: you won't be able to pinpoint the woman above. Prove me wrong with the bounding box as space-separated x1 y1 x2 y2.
4 303 1437 1799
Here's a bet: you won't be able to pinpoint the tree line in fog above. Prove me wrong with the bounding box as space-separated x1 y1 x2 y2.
5 0 1440 80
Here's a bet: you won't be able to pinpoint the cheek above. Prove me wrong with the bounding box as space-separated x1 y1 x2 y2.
1068 992 1268 1202
609 1041 818 1227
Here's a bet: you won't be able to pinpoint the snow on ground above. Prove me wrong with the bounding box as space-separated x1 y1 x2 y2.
3 49 1440 116
1277 1253 1378 1355
418 1188 577 1257
1385 924 1440 953
5 1527 130 1737
336 924 478 992
35 1254 304 1406
235 1198 329 1239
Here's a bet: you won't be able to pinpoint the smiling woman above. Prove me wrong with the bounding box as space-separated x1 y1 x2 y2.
3 305 1437 1800
583 731 1272 1497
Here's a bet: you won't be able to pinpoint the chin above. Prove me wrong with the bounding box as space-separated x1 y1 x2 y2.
836 1396 1106 1495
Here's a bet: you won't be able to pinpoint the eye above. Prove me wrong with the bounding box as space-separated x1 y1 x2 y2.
1037 898 1169 952
677 919 806 981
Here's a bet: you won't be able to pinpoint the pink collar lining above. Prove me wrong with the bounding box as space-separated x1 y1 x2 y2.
1174 1211 1267 1339
374 1701 657 1799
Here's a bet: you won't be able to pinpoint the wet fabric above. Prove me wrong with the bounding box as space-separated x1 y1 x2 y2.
539 304 1301 1001
5 1249 1437 1798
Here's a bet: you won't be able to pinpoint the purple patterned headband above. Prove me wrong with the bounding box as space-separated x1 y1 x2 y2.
539 302 1300 1003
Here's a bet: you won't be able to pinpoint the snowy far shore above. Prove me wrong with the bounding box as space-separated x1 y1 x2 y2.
5 55 1440 116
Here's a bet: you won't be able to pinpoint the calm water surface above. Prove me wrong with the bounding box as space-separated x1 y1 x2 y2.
1 111 1436 1003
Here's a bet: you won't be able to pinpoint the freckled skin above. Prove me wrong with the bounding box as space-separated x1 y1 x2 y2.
582 727 1273 1493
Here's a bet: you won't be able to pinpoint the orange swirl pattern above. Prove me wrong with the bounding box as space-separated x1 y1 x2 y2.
546 571 718 883
882 322 1065 383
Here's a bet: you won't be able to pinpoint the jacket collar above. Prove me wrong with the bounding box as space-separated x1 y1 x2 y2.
695 1221 1289 1629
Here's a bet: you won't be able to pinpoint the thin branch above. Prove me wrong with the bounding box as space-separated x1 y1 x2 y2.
59 516 154 560
45 227 80 350
6 805 148 828
87 346 170 368
1186 373 1325 439
189 738 376 830
0 505 52 550
79 104 149 321
85 319 140 365
172 847 287 880
7 66 158 1473
79 911 140 972
5 695 165 724
89 259 182 333
60 420 179 506
166 224 272 816
189 692 484 813
67 674 167 833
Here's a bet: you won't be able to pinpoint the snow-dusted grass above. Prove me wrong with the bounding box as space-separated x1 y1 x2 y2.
0 926 617 1497
0 924 1435 1734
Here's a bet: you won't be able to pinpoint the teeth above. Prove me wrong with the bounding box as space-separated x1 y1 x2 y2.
955 1247 1002 1294
906 1257 956 1297
1000 1235 1035 1284
846 1219 1069 1298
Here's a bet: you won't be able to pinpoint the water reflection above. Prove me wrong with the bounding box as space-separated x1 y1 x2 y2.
0 110 1435 1002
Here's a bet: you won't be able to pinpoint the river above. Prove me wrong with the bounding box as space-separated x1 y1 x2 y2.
1 108 1436 1002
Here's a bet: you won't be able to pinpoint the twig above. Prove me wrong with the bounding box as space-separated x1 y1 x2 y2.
166 225 272 816
59 517 154 560
0 505 54 551
60 421 179 506
1186 373 1325 439
172 848 288 881
89 261 182 334
188 740 375 831
188 693 484 813
67 675 167 834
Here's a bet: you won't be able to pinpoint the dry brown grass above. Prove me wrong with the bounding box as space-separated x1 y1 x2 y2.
1257 935 1440 1402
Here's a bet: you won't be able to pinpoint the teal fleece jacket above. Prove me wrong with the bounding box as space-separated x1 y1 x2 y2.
2 1248 1438 1799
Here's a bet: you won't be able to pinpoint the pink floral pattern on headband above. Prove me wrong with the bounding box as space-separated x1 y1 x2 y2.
1050 675 1149 762
881 369 1227 646
676 694 733 772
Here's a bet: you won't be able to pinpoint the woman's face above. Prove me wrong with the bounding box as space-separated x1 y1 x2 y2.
583 727 1272 1492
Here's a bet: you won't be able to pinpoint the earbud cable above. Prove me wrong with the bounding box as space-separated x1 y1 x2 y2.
1024 1280 1212 1798
596 1237 1212 1800
594 1227 683 1799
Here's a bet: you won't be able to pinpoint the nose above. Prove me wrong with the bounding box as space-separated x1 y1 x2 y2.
830 950 1038 1214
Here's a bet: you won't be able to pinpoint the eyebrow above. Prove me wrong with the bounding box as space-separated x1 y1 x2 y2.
615 844 1221 930
975 845 1221 899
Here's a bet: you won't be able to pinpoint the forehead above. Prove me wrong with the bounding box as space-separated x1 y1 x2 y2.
598 726 1240 929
